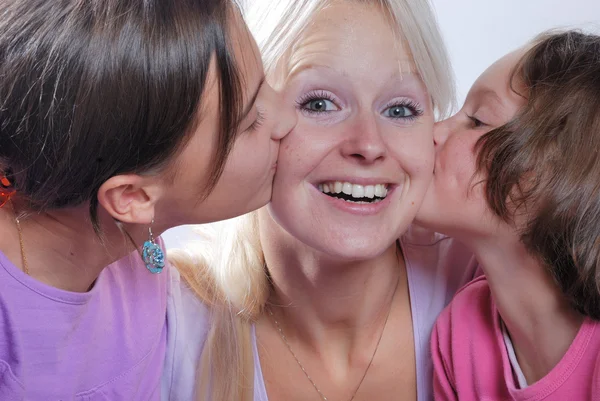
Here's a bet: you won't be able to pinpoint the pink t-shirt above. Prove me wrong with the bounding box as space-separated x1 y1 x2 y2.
432 275 600 401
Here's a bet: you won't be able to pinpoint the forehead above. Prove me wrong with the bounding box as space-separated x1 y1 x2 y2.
287 1 415 79
467 49 527 117
470 49 525 101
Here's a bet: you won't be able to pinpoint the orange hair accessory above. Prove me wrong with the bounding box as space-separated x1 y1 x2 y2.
0 176 15 208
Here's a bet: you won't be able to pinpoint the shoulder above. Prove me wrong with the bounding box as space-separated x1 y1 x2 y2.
166 265 211 336
431 277 507 400
162 265 212 401
105 238 171 294
165 264 212 350
588 323 600 396
433 276 497 359
436 276 494 326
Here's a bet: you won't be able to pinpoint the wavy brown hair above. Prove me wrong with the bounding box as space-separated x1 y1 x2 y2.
476 30 600 319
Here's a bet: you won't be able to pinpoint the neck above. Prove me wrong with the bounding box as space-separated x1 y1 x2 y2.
259 211 405 359
466 233 584 383
0 202 150 292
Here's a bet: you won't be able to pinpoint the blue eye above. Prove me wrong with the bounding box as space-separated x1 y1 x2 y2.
382 100 423 121
304 98 337 113
384 105 414 118
296 90 340 115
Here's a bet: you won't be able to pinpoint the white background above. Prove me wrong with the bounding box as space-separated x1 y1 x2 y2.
163 0 600 248
432 0 600 104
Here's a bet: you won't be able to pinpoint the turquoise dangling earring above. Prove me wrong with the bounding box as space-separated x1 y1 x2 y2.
142 219 165 274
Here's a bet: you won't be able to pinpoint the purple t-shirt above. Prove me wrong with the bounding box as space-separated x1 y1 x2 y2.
0 243 168 400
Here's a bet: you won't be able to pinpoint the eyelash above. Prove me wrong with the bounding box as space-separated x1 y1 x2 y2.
296 90 424 121
382 99 424 121
295 90 337 115
467 115 485 128
247 109 265 132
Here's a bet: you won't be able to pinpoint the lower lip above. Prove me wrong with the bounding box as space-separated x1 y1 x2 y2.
312 185 396 216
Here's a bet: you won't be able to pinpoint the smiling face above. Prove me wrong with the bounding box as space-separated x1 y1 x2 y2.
262 1 435 260
416 49 527 240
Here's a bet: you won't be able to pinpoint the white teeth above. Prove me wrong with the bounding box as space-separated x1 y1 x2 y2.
351 185 364 198
318 180 389 201
334 181 343 194
342 182 353 195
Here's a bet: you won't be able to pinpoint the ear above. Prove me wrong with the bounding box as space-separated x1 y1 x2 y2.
97 174 164 225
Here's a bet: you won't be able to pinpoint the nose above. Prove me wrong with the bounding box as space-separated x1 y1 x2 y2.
340 114 386 164
271 88 297 141
433 115 458 148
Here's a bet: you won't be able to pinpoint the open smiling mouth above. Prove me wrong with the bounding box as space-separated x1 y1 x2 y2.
318 181 389 204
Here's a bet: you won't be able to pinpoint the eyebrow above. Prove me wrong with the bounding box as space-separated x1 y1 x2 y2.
288 63 333 80
475 87 505 108
239 76 265 122
288 63 417 82
471 87 514 123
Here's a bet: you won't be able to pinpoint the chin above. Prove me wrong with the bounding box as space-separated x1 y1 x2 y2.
302 233 398 261
246 185 271 210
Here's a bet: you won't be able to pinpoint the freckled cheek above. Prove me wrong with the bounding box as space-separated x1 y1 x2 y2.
450 137 479 179
448 155 478 192
409 157 434 179
287 123 341 158
275 135 326 182
390 137 434 176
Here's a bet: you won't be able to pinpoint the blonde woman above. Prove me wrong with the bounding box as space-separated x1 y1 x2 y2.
165 0 478 400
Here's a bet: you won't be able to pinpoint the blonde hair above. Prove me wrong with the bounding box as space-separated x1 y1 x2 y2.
170 1 456 399
245 0 456 118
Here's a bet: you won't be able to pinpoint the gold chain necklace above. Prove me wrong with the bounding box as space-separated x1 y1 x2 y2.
267 276 400 401
11 201 30 275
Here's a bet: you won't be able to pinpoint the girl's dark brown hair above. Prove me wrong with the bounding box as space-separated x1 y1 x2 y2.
0 0 244 232
476 30 600 319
